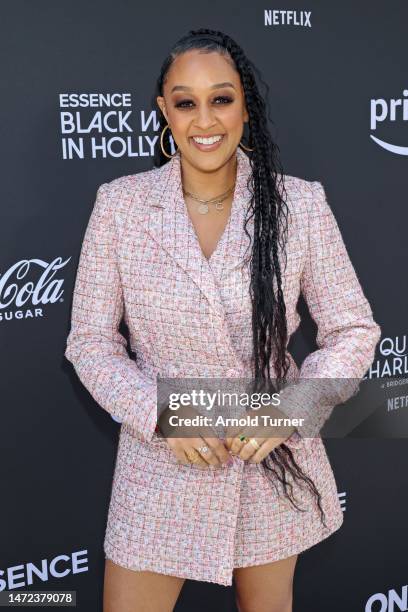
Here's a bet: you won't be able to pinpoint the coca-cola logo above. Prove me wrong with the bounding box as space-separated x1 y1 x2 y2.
0 257 71 309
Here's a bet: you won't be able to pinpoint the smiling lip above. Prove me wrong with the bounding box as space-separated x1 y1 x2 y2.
191 134 224 138
190 134 225 151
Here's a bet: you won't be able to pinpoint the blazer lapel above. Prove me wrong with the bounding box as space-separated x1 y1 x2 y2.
143 147 253 318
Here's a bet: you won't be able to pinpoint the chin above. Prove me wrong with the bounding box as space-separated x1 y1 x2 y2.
187 149 237 171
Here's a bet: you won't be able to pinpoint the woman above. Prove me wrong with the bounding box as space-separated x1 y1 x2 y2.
64 28 381 612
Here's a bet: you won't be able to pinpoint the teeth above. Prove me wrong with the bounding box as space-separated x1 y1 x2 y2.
192 135 223 145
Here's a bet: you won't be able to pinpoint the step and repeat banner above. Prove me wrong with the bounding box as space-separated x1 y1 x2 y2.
1 1 406 611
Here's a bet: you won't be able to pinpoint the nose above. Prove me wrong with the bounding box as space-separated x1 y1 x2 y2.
193 105 218 131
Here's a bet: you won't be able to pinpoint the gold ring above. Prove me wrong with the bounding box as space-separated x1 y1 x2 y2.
248 438 261 450
185 449 200 463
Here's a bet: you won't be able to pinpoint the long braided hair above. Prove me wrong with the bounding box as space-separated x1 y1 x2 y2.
152 28 328 528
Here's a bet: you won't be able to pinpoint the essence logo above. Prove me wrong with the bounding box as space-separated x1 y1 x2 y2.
370 89 408 155
0 551 88 591
366 584 408 611
0 256 70 322
264 9 311 27
59 93 159 159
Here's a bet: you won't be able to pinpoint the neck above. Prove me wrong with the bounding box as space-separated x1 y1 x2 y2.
179 153 238 199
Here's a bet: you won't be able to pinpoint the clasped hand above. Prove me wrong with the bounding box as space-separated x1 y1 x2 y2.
157 403 296 469
224 404 297 463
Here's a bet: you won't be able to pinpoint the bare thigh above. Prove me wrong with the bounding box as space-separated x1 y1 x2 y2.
233 554 298 612
103 558 185 612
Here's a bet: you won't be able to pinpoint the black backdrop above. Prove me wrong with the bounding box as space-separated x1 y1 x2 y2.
1 1 407 610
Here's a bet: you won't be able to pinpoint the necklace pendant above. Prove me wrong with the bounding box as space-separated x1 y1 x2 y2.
215 201 224 211
198 203 209 215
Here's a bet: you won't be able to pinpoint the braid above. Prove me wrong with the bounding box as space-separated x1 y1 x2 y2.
153 28 328 528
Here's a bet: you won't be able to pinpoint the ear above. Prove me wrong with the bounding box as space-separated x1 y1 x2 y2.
241 84 249 123
243 104 249 124
156 96 168 122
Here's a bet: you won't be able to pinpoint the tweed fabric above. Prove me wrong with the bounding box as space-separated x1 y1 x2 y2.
64 146 381 586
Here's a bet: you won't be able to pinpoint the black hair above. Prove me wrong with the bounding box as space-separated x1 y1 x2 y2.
152 28 328 528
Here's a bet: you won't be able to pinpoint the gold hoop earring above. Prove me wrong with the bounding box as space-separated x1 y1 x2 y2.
239 139 254 152
160 124 178 158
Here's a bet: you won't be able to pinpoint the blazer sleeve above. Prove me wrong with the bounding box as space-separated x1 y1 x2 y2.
64 182 158 443
279 180 381 439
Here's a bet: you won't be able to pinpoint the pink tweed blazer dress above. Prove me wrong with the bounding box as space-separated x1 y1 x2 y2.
64 146 381 586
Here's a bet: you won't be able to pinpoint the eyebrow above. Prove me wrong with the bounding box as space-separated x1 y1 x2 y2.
170 82 236 93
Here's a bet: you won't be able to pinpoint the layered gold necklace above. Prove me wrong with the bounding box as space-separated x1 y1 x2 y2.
182 183 236 215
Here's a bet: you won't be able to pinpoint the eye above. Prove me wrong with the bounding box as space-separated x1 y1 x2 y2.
214 95 233 105
174 96 234 109
174 99 194 109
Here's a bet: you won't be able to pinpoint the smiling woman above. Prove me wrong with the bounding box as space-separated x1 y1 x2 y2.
157 57 247 173
64 27 381 612
154 52 250 263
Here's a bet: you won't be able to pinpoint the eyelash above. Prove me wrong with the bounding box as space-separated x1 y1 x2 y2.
174 96 234 109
